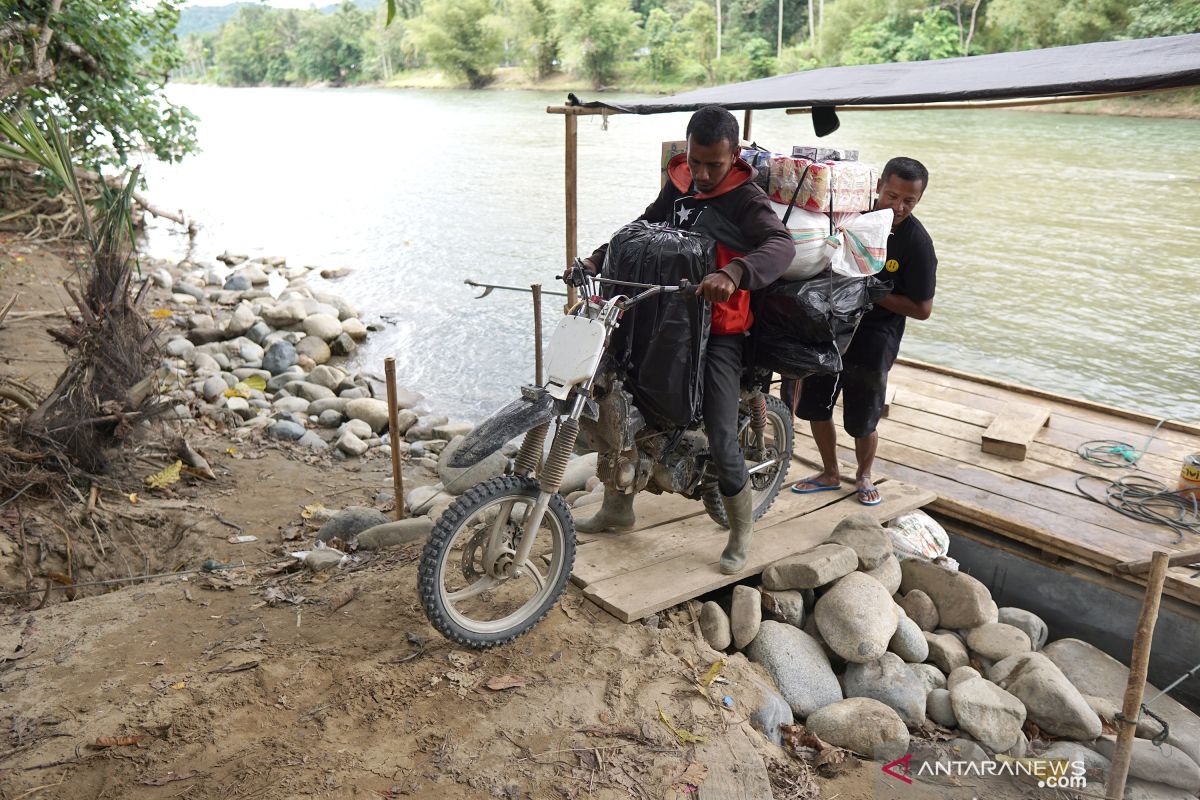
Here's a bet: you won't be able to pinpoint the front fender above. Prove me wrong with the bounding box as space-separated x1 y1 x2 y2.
448 391 561 469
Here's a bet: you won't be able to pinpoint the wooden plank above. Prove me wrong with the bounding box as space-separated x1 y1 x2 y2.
1117 548 1200 575
574 491 703 550
980 402 1051 460
572 479 859 587
881 381 897 418
582 481 934 622
695 724 774 800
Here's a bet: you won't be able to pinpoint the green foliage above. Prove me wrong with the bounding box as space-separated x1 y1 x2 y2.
2 0 198 167
644 7 684 80
213 6 299 85
682 0 719 83
987 0 1129 49
898 7 961 61
1126 0 1200 37
511 0 561 80
407 0 504 88
295 1 371 84
557 0 643 89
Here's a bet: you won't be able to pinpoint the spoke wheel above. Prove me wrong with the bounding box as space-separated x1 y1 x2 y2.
704 394 794 528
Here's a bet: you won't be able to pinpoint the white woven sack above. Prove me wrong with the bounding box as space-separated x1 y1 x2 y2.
887 510 949 561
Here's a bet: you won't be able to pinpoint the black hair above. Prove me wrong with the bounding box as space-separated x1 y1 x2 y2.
686 106 739 151
881 157 929 191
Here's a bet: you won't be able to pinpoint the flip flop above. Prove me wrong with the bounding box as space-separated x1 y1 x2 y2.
791 479 841 495
857 486 882 506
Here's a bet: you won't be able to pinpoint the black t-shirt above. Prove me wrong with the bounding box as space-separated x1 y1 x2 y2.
844 214 937 372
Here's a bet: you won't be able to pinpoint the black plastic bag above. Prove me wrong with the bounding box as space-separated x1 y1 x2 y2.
602 221 714 429
752 269 889 379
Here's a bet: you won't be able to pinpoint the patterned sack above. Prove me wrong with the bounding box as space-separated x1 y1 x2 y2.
770 203 832 280
887 511 950 561
825 208 893 277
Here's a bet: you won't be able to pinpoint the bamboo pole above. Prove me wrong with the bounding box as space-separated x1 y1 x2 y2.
1107 551 1170 800
532 284 544 385
564 112 578 311
743 110 753 140
784 88 1181 114
384 357 406 520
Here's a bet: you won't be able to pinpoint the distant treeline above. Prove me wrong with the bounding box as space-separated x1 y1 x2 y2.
174 0 1200 90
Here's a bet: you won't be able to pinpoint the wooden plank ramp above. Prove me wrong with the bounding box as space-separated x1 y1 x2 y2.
981 401 1051 460
574 480 934 623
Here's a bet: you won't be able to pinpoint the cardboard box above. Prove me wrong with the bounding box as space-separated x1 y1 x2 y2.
660 140 687 188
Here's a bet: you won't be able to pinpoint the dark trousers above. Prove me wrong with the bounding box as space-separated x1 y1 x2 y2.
783 362 889 439
704 334 749 497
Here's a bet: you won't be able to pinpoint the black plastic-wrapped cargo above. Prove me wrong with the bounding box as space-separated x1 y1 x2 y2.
601 221 714 429
752 269 890 379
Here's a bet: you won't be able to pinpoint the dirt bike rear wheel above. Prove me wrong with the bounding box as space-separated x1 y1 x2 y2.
418 476 575 649
703 393 793 528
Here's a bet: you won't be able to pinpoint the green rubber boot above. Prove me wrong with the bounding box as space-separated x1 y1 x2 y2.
719 482 754 574
574 488 636 534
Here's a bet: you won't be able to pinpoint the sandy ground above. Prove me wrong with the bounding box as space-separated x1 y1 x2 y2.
0 238 1054 800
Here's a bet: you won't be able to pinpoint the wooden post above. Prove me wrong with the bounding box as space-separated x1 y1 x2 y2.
777 0 783 57
532 283 544 385
715 0 722 60
565 112 578 311
743 110 753 141
384 357 406 520
1106 551 1170 800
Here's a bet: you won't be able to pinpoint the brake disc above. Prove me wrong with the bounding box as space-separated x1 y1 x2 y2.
460 518 516 581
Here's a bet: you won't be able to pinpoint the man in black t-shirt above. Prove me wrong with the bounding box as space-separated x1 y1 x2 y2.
791 157 937 505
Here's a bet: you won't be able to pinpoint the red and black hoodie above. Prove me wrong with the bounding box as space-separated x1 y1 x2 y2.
588 152 794 335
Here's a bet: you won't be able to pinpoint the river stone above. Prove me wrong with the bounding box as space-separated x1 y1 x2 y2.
151 267 173 290
900 559 998 629
297 430 328 451
201 375 227 401
337 431 369 456
947 666 982 691
227 306 258 341
355 518 434 550
889 615 929 663
899 589 940 631
558 453 598 495
730 585 762 650
345 398 389 434
273 396 310 415
305 549 343 572
949 677 1026 752
1092 736 1200 793
245 321 271 345
225 396 253 420
802 614 845 671
174 281 205 300
1083 694 1181 747
966 623 1032 662
433 421 473 441
405 485 444 515
804 698 910 760
317 506 389 543
1124 778 1200 800
339 419 373 440
330 333 356 356
946 738 990 764
317 409 342 428
997 607 1049 651
166 338 194 359
341 317 367 340
390 409 419 437
863 554 902 594
927 688 957 728
307 365 344 391
438 435 510 496
237 339 264 364
989 652 1101 741
745 621 842 718
287 381 336 402
223 273 251 292
762 543 857 590
844 652 927 726
267 420 305 441
407 415 449 442
1042 741 1111 776
1043 638 1200 768
760 590 805 628
699 601 732 651
303 313 342 341
814 572 899 664
828 512 894 570
909 663 947 695
262 340 298 374
293 334 330 365
924 631 970 674
750 678 793 746
307 397 349 416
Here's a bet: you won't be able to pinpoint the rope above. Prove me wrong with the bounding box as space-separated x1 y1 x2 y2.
1075 475 1200 544
1077 419 1166 468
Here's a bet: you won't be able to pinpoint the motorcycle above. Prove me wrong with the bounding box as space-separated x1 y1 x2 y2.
417 264 793 649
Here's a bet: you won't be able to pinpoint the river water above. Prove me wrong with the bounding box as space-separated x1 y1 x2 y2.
143 84 1200 424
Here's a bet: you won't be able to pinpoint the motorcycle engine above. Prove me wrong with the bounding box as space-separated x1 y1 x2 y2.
648 430 708 496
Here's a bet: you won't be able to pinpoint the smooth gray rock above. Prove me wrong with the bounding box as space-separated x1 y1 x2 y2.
989 652 1100 741
899 589 940 631
202 375 227 401
303 313 342 341
317 506 390 543
355 518 434 550
890 615 930 663
805 698 910 760
432 421 473 441
405 485 444 515
948 676 1026 752
308 397 349 416
927 688 957 728
966 623 1032 662
341 317 368 340
699 601 732 651
899 559 998 629
1123 778 1200 800
947 666 982 691
1042 741 1110 784
998 607 1049 651
829 512 894 570
296 334 331 365
406 415 449 442
844 653 927 726
174 281 205 300
262 340 298 374
273 396 310 415
338 418 373 440
1092 736 1200 793
924 631 970 674
337 431 368 456
745 621 843 718
246 321 272 344
750 678 793 747
909 663 947 695
345 398 389 434
558 453 598 495
297 430 328 450
225 396 253 420
330 332 356 356
814 572 899 664
1043 638 1200 768
862 554 902 594
730 585 762 650
946 738 990 764
318 409 343 428
268 420 305 440
166 338 195 359
224 273 251 291
762 543 858 590
438 435 510 496
288 381 336 402
304 549 343 572
760 590 805 628
307 365 345 391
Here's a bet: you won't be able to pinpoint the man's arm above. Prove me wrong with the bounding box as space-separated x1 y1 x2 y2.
721 191 794 291
879 228 937 320
582 182 676 272
877 294 933 320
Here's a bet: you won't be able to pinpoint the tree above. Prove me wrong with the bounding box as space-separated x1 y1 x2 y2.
898 7 960 60
364 4 414 81
1126 0 1200 37
986 0 1128 49
213 6 299 86
682 0 719 83
644 7 683 80
511 0 561 80
295 2 370 84
556 0 643 89
1 0 198 166
406 0 504 88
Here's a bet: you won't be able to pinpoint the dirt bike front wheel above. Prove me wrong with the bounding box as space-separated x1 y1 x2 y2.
418 476 575 649
703 393 794 528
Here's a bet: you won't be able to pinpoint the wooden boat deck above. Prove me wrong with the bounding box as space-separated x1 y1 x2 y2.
796 358 1200 608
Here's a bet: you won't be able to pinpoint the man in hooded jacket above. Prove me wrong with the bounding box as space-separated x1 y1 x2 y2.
572 105 793 574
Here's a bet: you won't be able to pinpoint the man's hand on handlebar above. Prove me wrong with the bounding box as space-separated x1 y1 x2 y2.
697 271 736 303
562 258 595 288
